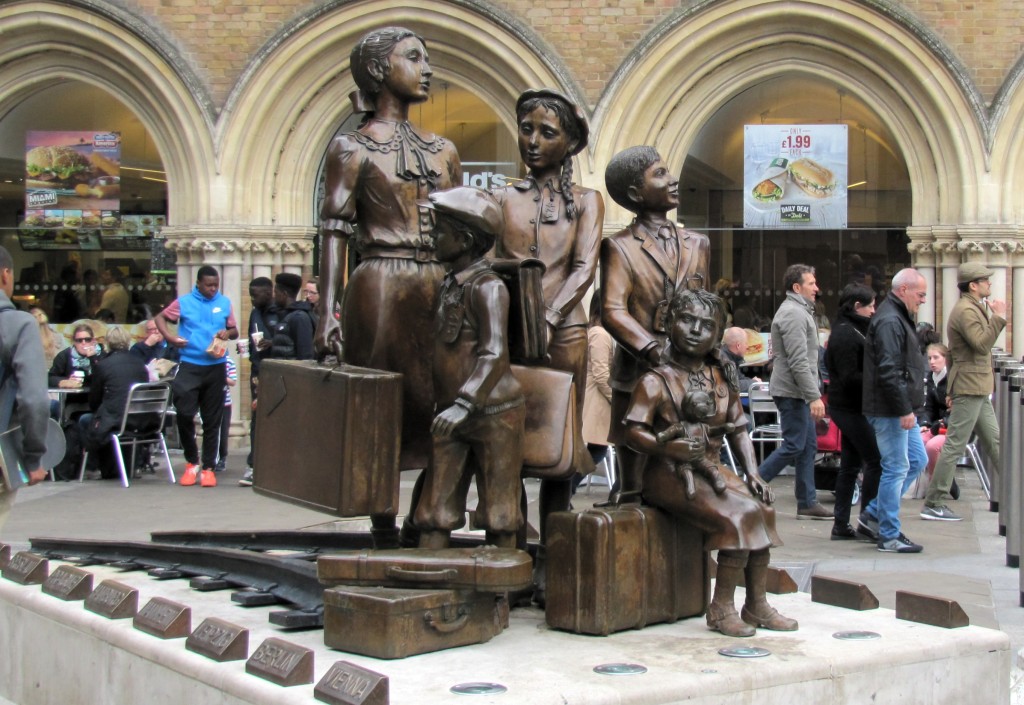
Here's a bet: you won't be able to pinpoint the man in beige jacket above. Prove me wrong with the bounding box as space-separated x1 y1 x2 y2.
921 262 1006 521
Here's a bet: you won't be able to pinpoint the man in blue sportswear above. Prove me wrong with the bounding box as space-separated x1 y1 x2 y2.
155 266 238 488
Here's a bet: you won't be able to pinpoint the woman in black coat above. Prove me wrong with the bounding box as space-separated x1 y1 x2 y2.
77 327 150 478
824 283 883 541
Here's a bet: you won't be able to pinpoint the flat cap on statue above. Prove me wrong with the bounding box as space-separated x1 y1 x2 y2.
423 187 505 237
957 262 995 284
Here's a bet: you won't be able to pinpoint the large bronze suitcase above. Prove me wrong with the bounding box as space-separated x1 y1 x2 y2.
317 546 533 592
545 505 708 635
323 586 505 659
253 360 402 517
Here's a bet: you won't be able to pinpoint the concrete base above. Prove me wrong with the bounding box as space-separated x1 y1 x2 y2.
0 561 1011 705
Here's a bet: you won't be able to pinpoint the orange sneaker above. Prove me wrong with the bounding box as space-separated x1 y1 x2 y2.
180 463 199 486
200 469 217 487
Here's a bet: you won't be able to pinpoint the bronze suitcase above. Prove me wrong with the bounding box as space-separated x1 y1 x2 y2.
253 360 402 517
318 546 533 592
323 586 505 659
545 505 708 635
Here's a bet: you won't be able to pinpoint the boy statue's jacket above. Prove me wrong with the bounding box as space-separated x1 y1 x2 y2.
433 260 522 413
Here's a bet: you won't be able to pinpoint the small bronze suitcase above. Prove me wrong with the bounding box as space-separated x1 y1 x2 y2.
317 546 533 592
323 586 505 659
545 505 708 636
253 360 402 517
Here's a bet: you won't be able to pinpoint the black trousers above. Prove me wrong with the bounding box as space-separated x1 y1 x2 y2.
172 361 226 469
828 406 883 524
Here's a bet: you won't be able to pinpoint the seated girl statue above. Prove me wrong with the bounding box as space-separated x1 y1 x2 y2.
624 287 797 637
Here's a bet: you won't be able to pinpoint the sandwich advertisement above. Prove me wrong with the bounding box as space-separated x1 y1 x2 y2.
24 131 121 227
743 124 847 229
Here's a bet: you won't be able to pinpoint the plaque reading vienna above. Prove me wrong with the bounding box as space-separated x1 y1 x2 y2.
246 637 315 687
186 617 249 662
42 565 93 601
85 580 139 619
314 661 388 705
133 596 191 639
2 551 48 585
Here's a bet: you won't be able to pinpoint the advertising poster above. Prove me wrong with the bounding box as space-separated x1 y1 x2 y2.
24 130 121 227
101 214 165 250
743 125 847 229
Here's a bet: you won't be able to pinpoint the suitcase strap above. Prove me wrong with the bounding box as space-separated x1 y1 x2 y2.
425 607 469 634
386 566 459 583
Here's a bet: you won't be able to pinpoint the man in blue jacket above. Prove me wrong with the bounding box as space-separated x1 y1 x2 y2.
155 266 238 488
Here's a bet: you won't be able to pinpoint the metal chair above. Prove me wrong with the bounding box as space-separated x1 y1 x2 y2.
965 437 991 500
78 382 176 488
747 382 783 455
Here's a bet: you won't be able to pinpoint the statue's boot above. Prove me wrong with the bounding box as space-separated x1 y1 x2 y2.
485 530 517 549
370 514 400 549
741 549 798 631
707 550 754 637
418 530 450 550
596 446 644 507
532 477 572 607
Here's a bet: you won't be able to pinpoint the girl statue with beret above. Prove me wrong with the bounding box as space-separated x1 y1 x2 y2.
491 89 604 602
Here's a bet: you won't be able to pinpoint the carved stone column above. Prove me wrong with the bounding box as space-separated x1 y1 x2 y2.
161 225 317 450
906 227 936 325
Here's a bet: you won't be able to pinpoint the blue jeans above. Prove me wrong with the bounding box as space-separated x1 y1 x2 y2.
758 396 818 509
863 416 927 541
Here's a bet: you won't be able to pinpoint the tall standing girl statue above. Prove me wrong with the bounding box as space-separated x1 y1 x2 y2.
492 89 604 602
316 27 461 547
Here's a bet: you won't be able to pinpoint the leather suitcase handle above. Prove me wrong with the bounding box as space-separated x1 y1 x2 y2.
385 566 458 582
424 608 468 633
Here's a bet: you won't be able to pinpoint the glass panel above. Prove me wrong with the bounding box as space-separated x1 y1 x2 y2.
707 227 908 331
681 74 912 331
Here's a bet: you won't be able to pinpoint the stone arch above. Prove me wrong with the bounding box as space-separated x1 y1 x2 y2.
991 55 1024 227
219 0 583 227
0 1 216 225
591 0 989 230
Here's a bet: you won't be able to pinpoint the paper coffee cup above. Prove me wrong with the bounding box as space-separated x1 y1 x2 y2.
236 339 250 358
251 331 263 346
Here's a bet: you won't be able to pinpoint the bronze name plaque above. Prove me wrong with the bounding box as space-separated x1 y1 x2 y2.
895 590 970 629
2 551 48 585
85 580 139 619
811 575 879 611
246 637 315 687
42 565 93 601
0 543 10 569
186 617 249 661
133 596 191 638
315 661 389 705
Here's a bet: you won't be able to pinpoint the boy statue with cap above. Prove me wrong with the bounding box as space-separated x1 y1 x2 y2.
921 261 1007 521
413 186 525 549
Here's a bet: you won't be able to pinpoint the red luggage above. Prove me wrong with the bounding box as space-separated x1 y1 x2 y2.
545 505 708 635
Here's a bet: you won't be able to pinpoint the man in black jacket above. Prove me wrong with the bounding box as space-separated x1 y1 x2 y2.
860 268 928 553
240 277 280 487
268 273 315 361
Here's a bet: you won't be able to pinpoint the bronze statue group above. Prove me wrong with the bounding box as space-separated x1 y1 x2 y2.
314 26 795 638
